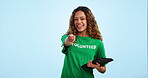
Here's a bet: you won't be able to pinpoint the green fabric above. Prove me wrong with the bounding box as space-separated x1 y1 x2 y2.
61 35 106 78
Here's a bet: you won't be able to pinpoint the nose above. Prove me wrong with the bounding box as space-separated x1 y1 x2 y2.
77 19 81 23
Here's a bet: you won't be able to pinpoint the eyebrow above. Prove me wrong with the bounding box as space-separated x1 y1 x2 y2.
74 16 86 18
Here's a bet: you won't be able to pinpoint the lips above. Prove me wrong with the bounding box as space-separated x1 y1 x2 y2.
76 24 83 29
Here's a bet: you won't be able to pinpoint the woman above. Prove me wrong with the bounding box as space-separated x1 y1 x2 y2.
61 6 106 78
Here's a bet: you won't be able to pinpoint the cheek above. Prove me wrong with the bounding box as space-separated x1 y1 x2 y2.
74 22 77 28
83 19 87 23
84 21 88 29
74 21 76 26
83 20 87 26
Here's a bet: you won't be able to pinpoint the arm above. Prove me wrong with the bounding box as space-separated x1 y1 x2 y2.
87 60 106 73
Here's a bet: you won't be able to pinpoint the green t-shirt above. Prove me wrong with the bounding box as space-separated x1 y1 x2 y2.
61 35 106 78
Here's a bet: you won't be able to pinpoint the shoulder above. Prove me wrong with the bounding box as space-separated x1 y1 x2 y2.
61 34 68 40
62 34 68 38
92 38 104 45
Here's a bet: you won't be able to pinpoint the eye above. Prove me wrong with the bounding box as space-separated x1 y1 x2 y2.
81 18 85 20
74 18 78 21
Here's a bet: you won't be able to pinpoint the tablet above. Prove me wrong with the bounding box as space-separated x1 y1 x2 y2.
81 58 113 70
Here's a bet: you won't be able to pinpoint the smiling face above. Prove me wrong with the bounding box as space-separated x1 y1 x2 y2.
68 6 102 40
74 11 87 33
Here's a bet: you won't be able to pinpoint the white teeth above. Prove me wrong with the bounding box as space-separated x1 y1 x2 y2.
78 25 83 27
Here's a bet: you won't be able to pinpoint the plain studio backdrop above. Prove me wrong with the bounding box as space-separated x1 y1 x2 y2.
0 0 147 78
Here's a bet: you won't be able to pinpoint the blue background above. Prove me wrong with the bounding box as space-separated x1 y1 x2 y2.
0 0 147 78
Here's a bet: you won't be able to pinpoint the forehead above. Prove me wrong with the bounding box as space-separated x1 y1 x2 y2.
74 11 86 18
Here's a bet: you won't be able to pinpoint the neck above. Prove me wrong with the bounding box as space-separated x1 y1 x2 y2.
77 30 89 37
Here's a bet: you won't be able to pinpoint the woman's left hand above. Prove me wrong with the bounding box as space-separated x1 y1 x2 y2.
87 60 100 68
87 60 106 73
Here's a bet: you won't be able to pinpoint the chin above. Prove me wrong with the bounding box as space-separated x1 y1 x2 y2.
77 29 84 32
78 30 84 32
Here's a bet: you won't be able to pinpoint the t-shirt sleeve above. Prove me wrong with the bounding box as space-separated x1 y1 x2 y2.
95 41 106 59
61 35 68 54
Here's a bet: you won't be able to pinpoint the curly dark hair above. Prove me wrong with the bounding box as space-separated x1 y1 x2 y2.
67 6 103 41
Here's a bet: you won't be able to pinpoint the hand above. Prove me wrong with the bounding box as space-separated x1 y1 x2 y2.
64 34 76 46
87 60 100 68
87 60 106 73
67 34 76 42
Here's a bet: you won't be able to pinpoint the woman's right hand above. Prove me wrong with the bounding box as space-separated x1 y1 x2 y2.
64 34 76 46
67 34 76 42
